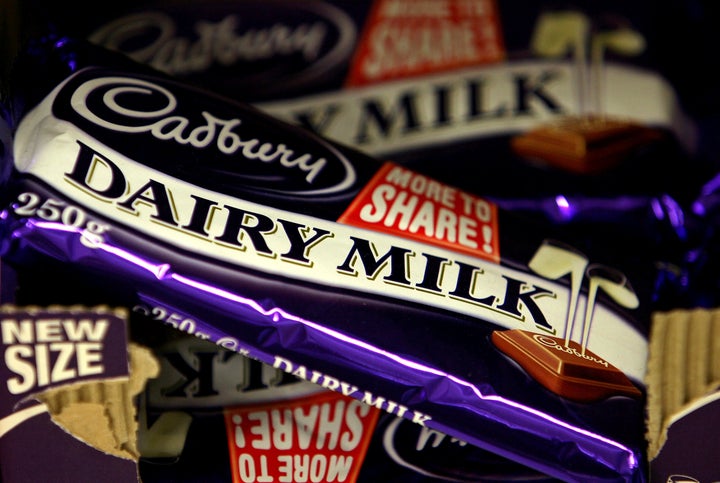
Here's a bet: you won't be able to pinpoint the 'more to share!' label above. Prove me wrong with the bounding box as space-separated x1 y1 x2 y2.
339 163 500 262
224 391 380 483
345 0 505 86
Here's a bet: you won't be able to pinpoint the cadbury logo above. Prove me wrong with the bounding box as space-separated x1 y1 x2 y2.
91 13 325 75
89 3 356 78
533 334 610 367
68 75 356 194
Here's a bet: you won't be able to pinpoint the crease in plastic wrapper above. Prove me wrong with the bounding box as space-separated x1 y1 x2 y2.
0 36 670 482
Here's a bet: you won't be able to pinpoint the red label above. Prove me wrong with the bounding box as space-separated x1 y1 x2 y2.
224 391 380 483
346 0 505 86
339 163 500 262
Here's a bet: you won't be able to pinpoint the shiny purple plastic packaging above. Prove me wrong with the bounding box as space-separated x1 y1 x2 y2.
0 36 679 481
130 323 558 482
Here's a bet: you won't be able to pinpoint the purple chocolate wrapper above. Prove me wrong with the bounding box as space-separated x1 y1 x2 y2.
14 0 703 301
0 35 687 481
132 323 558 482
16 0 718 206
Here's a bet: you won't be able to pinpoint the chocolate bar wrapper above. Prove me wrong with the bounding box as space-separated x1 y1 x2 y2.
1 36 662 481
133 323 557 482
12 0 505 103
15 0 705 296
6 2 692 303
17 0 716 208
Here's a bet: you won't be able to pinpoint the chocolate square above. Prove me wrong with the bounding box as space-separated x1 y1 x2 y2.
492 329 642 402
511 116 663 173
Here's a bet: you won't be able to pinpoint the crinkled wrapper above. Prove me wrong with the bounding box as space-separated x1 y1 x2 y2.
0 36 695 481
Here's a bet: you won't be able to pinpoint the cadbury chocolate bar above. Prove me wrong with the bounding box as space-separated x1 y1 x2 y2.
131 324 557 482
14 1 708 260
1 36 658 481
17 0 506 102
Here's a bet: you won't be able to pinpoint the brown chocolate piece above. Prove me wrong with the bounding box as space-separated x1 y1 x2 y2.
492 329 641 402
510 116 663 173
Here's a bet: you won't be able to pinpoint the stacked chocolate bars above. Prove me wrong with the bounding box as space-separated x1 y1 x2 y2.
2 1 720 482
